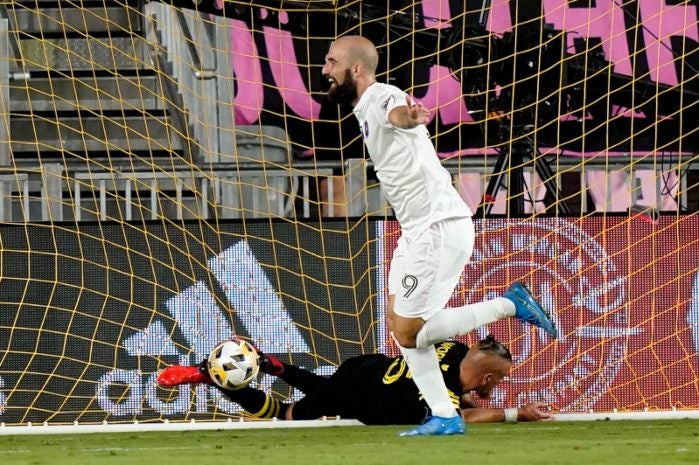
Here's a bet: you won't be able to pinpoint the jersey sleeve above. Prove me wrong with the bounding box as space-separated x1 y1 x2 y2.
374 87 408 126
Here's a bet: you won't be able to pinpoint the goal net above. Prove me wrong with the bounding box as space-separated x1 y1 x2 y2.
0 0 697 428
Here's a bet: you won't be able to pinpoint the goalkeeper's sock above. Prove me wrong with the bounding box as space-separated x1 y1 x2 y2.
276 364 330 396
397 343 458 419
415 298 515 348
218 386 289 419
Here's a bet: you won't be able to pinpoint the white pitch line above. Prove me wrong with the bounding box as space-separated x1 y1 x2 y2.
0 418 363 435
84 445 213 452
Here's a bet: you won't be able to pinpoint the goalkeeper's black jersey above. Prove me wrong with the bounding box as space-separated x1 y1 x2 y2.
326 341 468 425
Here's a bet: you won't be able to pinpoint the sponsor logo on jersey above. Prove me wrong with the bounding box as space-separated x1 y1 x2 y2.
380 95 395 112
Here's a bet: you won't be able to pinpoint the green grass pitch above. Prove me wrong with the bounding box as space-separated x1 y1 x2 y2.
1 420 698 465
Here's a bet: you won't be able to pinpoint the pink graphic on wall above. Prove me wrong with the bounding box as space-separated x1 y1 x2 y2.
263 23 321 120
225 0 697 125
586 169 679 212
218 1 694 212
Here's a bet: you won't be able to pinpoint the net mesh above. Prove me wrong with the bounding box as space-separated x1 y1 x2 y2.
0 0 697 425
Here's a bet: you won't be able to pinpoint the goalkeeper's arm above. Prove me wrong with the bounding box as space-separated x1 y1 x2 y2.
459 395 552 423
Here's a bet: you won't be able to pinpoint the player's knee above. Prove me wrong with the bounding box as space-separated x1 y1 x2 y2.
390 317 423 348
392 330 417 348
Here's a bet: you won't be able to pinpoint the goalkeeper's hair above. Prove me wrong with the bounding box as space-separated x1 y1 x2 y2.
475 335 512 361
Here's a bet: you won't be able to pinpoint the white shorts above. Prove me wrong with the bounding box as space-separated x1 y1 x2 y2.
389 216 475 320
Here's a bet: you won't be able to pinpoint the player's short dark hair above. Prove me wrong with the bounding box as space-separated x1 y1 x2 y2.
476 335 512 361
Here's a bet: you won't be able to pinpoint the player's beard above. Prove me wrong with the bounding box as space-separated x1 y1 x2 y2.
327 69 358 106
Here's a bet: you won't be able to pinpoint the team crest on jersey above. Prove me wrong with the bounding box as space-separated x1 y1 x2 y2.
380 95 395 112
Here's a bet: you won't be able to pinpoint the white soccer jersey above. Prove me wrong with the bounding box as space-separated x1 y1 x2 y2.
353 82 472 240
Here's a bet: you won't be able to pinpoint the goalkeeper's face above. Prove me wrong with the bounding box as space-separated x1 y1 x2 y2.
474 372 505 400
464 353 512 400
476 360 511 400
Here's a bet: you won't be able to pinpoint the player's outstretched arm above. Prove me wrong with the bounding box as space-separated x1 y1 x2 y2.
388 96 430 129
460 401 552 424
515 401 553 422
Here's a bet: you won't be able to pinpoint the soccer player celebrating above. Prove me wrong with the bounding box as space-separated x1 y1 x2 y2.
157 335 552 425
319 35 557 435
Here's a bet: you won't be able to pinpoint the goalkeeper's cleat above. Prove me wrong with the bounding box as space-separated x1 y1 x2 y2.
504 282 559 339
398 415 466 437
157 363 213 386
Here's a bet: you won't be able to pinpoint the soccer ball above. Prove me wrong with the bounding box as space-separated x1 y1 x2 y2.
207 338 260 390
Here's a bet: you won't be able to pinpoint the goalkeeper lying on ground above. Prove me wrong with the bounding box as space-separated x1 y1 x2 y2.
157 335 551 424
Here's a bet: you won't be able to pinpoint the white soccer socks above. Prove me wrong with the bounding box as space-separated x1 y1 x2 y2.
398 344 458 419
415 297 516 348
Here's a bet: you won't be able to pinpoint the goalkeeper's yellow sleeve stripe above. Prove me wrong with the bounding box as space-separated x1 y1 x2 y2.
250 394 281 419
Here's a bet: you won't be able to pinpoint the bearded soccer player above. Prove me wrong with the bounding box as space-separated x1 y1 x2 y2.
319 34 558 435
158 335 552 425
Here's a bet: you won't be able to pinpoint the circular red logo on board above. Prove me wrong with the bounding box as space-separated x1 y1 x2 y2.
459 218 633 412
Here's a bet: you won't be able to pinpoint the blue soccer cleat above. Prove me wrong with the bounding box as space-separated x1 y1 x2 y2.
398 415 466 437
504 282 559 339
